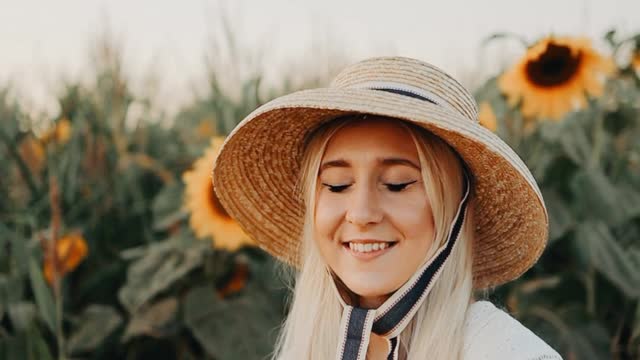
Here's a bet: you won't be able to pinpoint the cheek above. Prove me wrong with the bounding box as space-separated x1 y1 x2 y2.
314 194 344 240
385 193 435 239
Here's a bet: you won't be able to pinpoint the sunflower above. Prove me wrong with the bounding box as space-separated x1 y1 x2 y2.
632 51 640 73
41 118 72 145
478 102 497 132
43 233 88 285
18 136 45 174
196 119 216 140
183 137 252 251
499 36 614 121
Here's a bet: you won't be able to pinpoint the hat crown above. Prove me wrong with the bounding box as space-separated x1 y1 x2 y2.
330 56 478 123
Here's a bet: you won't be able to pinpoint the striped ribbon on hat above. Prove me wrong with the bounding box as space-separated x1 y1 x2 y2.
330 171 471 360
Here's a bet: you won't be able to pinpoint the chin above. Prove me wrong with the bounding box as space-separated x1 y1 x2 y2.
342 274 397 298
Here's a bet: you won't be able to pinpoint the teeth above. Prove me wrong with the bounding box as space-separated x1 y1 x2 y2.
348 242 391 253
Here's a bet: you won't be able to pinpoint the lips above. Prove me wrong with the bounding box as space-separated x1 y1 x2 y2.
341 239 398 261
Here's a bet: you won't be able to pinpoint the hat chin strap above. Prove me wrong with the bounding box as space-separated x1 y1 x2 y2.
329 173 471 360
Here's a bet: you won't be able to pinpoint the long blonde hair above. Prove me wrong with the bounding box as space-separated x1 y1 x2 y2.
270 115 475 360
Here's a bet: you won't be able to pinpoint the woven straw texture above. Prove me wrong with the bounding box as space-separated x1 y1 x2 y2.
212 56 548 289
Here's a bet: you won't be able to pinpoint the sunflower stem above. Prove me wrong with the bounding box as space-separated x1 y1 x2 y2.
48 174 67 360
589 107 606 169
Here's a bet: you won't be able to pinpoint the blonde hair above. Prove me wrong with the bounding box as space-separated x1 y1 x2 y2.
270 115 475 360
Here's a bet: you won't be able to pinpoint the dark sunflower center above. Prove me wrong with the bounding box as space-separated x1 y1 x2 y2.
208 183 231 220
525 43 582 87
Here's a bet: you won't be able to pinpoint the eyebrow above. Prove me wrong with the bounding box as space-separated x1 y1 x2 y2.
319 157 421 172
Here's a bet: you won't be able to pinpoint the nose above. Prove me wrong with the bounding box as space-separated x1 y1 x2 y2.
345 184 383 227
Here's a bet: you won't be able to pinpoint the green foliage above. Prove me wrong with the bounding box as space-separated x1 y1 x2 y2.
476 31 640 359
0 33 295 360
1 28 639 359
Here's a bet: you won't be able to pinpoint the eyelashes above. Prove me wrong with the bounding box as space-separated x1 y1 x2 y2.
322 180 417 193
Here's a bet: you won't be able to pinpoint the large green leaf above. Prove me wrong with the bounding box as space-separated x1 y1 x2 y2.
575 221 640 298
570 169 640 225
11 233 29 276
564 322 610 360
118 233 207 313
121 296 178 342
523 306 611 360
183 285 281 360
183 258 285 360
7 302 36 331
27 258 57 334
0 274 24 306
557 114 593 166
68 305 123 355
542 189 574 242
0 325 53 360
151 182 187 231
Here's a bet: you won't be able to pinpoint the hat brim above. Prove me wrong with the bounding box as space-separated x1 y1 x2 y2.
212 87 548 289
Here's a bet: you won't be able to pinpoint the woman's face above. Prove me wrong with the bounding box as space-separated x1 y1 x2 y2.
314 118 435 308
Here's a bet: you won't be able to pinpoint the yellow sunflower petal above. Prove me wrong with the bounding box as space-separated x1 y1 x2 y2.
183 137 253 251
44 233 88 285
632 52 640 72
55 118 72 144
478 102 498 132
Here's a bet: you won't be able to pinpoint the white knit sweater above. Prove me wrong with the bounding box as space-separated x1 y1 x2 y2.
462 301 563 360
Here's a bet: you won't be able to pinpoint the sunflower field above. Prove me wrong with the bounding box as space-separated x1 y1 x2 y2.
1 30 639 360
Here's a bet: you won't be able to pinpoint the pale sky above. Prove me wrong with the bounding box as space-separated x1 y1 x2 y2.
0 0 638 115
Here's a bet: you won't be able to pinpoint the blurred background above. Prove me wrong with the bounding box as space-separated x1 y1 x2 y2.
0 0 639 359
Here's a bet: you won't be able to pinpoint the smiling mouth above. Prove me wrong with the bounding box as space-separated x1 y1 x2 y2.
342 241 399 253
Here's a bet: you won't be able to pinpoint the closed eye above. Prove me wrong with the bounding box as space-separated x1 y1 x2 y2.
321 183 351 193
385 180 417 192
322 181 417 193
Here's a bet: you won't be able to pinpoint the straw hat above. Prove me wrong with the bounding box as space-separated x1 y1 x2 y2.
212 56 548 289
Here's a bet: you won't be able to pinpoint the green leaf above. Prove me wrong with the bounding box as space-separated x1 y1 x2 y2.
27 258 56 334
632 301 640 342
570 169 640 225
10 233 29 276
0 325 53 360
558 115 593 166
565 322 610 360
121 297 178 342
68 305 123 354
183 284 282 360
118 233 207 313
523 306 611 360
0 275 7 321
7 302 36 331
542 189 574 242
1 274 24 305
151 182 187 231
575 221 640 298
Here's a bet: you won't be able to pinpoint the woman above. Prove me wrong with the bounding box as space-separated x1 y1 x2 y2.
212 57 562 359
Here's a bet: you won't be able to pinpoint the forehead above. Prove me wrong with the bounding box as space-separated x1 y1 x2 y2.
322 118 419 160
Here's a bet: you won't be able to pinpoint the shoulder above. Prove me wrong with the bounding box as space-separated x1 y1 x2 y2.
461 301 563 360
